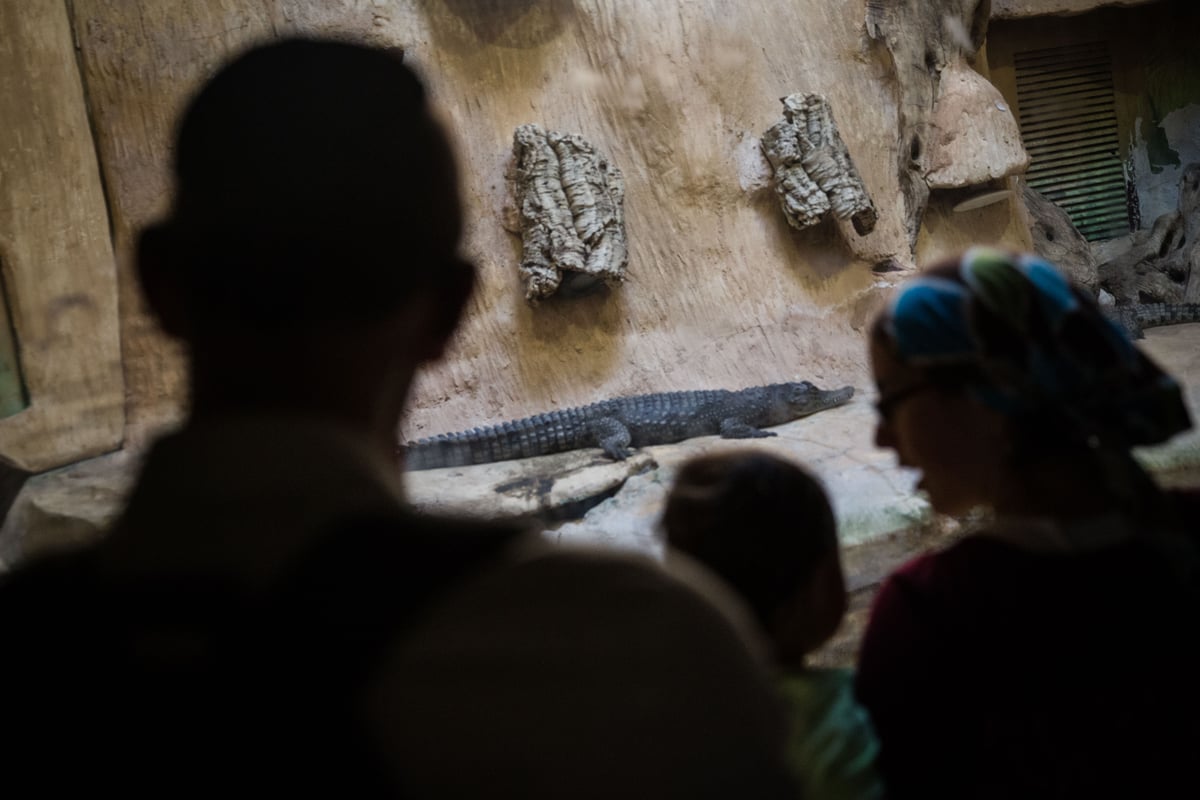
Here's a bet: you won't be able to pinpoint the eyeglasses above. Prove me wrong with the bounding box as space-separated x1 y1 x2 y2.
873 381 938 420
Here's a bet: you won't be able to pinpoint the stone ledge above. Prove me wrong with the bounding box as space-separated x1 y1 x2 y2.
0 449 136 570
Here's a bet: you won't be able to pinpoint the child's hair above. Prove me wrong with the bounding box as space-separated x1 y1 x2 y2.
662 451 838 631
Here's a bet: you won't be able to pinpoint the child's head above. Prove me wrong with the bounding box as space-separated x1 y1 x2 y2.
663 451 846 665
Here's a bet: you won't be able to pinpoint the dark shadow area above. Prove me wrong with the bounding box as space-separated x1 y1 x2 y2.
757 189 857 285
431 0 576 49
0 259 29 419
0 459 30 532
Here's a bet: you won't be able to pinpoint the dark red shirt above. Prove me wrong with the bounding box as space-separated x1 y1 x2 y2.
856 528 1200 799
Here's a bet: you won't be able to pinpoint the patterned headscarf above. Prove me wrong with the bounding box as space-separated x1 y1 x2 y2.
877 246 1191 448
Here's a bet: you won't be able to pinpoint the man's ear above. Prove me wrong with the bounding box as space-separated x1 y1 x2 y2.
136 225 192 340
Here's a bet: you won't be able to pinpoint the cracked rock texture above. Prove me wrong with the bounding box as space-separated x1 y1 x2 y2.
991 0 1158 17
509 124 628 304
761 94 877 236
866 0 993 251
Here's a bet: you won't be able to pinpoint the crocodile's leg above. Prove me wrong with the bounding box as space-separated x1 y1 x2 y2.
720 418 777 439
590 417 634 460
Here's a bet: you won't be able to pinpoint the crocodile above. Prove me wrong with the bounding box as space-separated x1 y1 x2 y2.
1105 302 1200 339
401 381 854 471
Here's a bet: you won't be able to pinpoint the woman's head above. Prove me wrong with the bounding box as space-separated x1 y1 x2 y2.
870 247 1190 515
663 451 845 664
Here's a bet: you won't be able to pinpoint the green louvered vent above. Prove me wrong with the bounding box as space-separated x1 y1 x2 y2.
1015 41 1131 241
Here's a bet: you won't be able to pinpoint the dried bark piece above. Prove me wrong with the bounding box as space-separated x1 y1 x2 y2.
762 120 829 228
761 93 877 236
510 124 628 304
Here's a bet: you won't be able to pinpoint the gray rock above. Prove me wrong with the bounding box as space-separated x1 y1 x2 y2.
0 449 135 569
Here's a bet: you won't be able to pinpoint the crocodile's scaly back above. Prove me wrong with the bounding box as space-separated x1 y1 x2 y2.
609 389 768 444
401 382 854 471
403 401 618 470
1107 303 1200 339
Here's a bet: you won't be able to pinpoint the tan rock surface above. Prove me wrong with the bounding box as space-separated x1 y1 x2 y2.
70 1 389 446
925 59 1029 189
915 178 1034 268
992 0 1158 18
66 0 1031 450
1135 323 1200 473
0 1 123 471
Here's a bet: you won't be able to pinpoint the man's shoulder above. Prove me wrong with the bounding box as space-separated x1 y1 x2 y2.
367 532 797 798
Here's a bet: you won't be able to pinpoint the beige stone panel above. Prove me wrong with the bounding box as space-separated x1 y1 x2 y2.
0 0 122 472
992 0 1158 18
71 1 267 445
925 58 1029 189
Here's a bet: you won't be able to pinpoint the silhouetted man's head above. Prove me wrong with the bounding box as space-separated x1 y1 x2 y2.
140 38 472 336
137 39 475 439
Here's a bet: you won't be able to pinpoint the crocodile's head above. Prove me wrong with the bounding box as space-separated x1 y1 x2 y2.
770 381 855 424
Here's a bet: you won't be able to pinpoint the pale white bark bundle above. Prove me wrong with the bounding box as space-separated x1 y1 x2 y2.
511 124 628 304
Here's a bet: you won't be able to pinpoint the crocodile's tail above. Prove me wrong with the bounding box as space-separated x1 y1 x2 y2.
401 406 600 471
1130 303 1200 333
1110 303 1200 339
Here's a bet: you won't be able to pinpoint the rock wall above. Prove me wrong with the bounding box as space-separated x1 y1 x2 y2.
0 1 123 473
991 0 1159 17
61 0 1030 446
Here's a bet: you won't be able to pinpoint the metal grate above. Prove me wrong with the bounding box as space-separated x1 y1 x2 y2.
1014 41 1131 241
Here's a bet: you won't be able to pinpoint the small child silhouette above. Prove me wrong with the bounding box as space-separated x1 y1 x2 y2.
664 450 883 800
